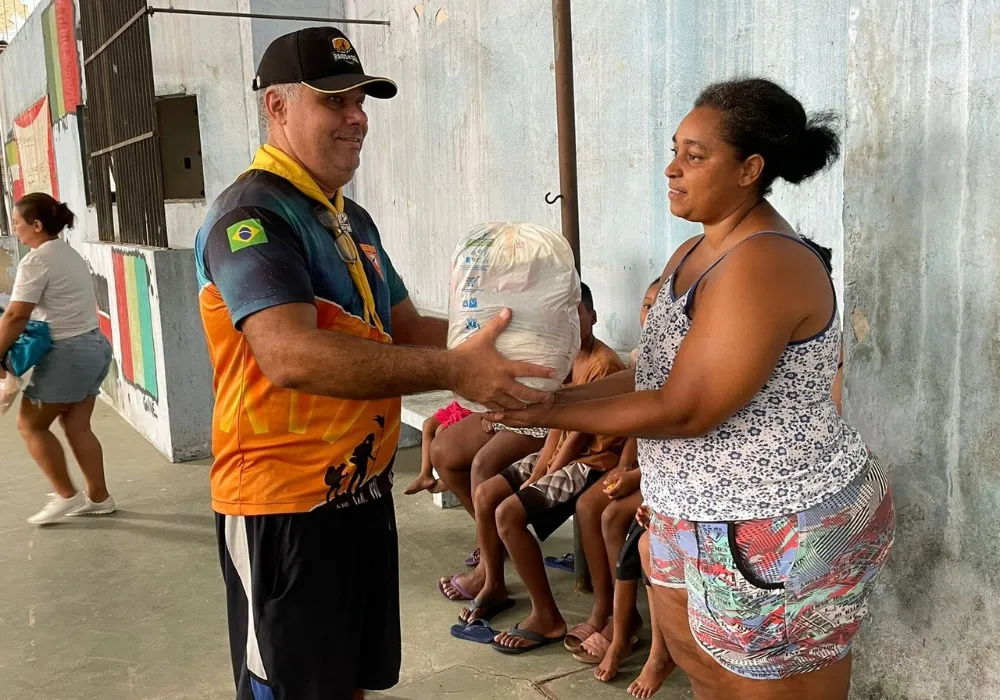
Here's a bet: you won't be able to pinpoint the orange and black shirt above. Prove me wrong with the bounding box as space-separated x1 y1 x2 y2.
195 169 407 516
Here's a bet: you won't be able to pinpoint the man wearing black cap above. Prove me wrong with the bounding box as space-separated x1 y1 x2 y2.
194 27 553 700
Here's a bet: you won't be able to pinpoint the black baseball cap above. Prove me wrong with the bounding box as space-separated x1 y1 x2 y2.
253 27 397 99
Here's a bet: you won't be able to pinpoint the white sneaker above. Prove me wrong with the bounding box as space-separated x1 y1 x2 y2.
69 494 117 516
27 492 86 525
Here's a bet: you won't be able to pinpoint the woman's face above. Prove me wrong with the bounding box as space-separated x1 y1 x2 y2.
664 106 761 223
12 208 44 247
640 282 661 327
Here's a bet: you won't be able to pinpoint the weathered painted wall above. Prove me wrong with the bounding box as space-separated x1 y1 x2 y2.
85 243 212 461
0 0 216 460
148 0 259 236
843 1 1000 698
338 0 849 350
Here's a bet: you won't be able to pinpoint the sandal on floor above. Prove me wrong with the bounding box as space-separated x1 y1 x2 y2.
563 622 599 653
464 547 481 567
438 574 475 601
573 633 640 665
491 624 565 655
459 597 515 624
450 619 499 644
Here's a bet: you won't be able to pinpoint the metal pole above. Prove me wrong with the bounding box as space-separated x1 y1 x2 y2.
552 0 590 592
146 6 390 26
552 0 580 274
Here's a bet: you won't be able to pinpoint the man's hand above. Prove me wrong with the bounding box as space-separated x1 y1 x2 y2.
448 309 556 411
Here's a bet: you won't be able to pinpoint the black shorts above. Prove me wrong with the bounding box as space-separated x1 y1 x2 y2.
617 518 650 585
217 495 401 700
500 454 602 541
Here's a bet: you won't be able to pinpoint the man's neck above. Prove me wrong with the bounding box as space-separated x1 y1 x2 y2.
264 139 344 199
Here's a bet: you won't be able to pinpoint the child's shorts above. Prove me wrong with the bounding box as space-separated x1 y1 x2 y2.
616 518 650 586
500 454 601 541
647 454 894 681
433 401 473 429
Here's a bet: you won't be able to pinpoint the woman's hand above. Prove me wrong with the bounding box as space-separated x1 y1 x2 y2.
488 400 555 430
603 468 641 500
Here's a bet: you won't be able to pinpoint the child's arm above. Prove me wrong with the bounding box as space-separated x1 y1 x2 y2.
521 428 562 490
545 430 591 475
617 437 639 471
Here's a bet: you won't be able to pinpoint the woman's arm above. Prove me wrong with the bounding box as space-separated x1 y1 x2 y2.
494 237 826 439
552 368 635 404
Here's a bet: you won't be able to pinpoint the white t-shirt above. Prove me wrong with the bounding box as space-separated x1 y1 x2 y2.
10 238 98 341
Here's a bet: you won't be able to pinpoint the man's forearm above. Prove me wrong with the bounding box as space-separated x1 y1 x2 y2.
278 327 454 398
407 315 448 348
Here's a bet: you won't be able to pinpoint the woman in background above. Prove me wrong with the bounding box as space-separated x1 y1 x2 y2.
0 193 115 525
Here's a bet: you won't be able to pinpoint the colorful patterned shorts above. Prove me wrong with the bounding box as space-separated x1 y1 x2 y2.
648 455 894 680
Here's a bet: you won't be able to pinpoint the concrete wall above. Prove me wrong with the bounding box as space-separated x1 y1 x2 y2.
84 243 213 461
0 0 216 461
843 1 1000 698
337 0 849 349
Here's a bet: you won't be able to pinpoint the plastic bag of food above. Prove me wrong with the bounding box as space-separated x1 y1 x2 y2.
448 222 581 398
0 371 25 414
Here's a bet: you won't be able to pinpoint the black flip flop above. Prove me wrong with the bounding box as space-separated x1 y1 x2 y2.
458 597 515 624
491 623 565 655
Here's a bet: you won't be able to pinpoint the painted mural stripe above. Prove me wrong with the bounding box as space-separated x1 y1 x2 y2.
49 8 66 119
54 0 81 114
42 6 60 121
133 256 158 398
113 252 134 383
124 255 145 389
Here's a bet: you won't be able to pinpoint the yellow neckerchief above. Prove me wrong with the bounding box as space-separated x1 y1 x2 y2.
245 144 383 333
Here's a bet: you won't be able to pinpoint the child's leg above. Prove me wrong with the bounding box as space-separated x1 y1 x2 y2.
628 530 675 699
404 417 443 495
595 494 645 680
574 480 617 634
451 472 514 613
595 579 640 681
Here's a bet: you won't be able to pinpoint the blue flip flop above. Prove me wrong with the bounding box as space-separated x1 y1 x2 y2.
544 553 574 573
491 623 565 655
450 619 498 644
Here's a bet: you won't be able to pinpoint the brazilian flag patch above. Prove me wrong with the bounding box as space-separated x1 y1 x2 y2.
227 218 268 252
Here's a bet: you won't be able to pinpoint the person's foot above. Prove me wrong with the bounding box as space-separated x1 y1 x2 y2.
69 493 117 516
404 474 439 495
627 651 676 699
430 479 449 494
594 637 632 682
459 581 509 623
27 492 85 525
440 567 485 601
493 612 567 651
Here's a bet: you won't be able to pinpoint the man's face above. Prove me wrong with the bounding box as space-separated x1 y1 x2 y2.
270 85 369 193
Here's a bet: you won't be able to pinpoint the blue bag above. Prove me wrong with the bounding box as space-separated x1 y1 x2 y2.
1 311 52 377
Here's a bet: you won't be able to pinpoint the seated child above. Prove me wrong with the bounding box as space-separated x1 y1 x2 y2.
457 284 628 652
566 279 664 673
404 401 474 495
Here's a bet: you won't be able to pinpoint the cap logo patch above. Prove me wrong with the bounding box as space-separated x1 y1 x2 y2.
332 37 352 53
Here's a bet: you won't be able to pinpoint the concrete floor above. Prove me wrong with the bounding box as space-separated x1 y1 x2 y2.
0 403 694 699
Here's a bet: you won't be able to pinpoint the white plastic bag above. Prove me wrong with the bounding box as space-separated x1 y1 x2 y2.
448 222 581 398
0 371 24 414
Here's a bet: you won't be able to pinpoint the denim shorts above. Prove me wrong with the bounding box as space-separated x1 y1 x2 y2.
25 328 112 405
648 454 894 680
